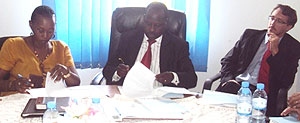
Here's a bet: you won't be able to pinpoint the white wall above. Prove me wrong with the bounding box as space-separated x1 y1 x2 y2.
0 0 41 36
192 0 300 95
1 0 300 95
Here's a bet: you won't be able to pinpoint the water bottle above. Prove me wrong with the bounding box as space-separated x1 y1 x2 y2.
89 98 107 122
237 81 251 96
43 101 59 123
236 88 252 123
90 98 103 115
251 83 267 123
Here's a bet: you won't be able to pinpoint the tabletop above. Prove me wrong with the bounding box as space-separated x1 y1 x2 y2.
0 85 240 123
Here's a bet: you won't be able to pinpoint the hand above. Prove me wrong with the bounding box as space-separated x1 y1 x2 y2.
288 92 300 108
155 72 174 84
281 107 300 121
13 76 34 93
50 64 69 81
267 32 280 56
116 64 130 77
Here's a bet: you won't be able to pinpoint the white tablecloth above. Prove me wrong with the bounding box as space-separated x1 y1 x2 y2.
0 93 240 123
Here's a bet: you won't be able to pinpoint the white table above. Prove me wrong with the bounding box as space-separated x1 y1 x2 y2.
0 86 240 123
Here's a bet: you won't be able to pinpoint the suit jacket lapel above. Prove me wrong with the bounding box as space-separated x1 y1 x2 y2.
128 31 144 66
277 33 290 54
244 31 266 66
160 32 171 72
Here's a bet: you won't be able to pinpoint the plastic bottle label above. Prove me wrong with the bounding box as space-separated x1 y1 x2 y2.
252 98 267 110
237 102 252 115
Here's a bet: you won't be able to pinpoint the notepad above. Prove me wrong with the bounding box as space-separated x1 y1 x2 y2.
21 97 70 118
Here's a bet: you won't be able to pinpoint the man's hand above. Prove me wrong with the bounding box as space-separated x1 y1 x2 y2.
116 64 130 77
155 72 174 84
281 92 300 120
267 32 280 56
288 92 300 108
281 107 300 121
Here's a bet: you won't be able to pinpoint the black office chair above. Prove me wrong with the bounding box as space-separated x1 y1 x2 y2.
203 72 289 116
90 71 105 85
91 7 187 85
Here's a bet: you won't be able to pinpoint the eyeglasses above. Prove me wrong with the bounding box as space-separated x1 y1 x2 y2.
268 16 288 25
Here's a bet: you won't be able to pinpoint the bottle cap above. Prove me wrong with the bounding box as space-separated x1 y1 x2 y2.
92 98 100 104
47 101 56 109
242 88 250 94
257 83 265 90
241 81 249 88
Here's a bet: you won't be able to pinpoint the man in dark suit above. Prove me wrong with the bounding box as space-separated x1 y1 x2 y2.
217 4 300 116
103 2 197 89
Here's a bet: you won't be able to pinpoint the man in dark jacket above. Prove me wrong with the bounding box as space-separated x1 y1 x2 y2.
103 2 197 89
217 4 300 116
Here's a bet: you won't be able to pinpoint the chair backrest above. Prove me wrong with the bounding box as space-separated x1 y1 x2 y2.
108 7 187 60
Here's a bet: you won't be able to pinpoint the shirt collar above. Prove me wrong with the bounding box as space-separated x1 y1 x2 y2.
264 33 283 44
143 34 163 44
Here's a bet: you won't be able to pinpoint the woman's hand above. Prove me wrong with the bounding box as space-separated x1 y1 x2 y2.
50 64 70 82
49 64 80 86
12 76 34 93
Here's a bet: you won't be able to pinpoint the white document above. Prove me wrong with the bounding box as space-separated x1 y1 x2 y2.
152 86 199 98
55 85 108 97
27 88 48 97
114 97 186 120
45 72 66 96
202 90 238 105
28 85 108 97
122 62 156 98
269 115 299 123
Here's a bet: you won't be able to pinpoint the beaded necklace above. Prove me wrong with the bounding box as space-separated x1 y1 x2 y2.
31 39 51 77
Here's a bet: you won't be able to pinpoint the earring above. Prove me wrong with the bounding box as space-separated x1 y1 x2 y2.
51 34 56 39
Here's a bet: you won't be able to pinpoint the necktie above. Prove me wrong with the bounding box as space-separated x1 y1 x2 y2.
257 42 271 93
141 40 156 69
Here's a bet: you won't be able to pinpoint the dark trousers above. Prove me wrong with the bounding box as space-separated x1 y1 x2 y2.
216 81 256 94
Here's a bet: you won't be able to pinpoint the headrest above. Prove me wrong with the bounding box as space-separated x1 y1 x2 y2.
112 7 186 40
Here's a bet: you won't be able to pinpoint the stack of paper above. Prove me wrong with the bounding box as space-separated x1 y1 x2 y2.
120 62 198 98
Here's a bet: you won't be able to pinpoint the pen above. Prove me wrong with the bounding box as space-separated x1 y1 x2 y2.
17 74 31 85
115 107 122 117
112 107 122 121
118 58 125 64
17 74 23 78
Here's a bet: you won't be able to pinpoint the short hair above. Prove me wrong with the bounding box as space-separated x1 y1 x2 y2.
31 5 55 23
271 4 297 27
145 2 169 19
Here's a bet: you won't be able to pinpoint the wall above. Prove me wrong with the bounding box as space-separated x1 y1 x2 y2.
1 0 300 95
193 0 300 95
0 0 41 36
